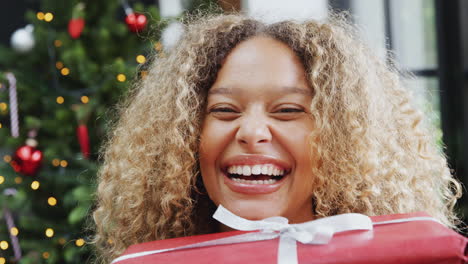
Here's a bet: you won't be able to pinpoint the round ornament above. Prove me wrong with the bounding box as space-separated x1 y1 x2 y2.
125 13 147 32
11 144 43 176
10 25 35 53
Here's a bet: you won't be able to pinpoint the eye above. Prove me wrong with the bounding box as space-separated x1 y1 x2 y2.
210 107 237 113
272 105 307 120
276 108 304 113
208 105 240 120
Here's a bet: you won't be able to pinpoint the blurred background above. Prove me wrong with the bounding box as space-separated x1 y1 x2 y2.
0 0 466 263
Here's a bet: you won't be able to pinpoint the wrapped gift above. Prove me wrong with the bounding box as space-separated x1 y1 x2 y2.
112 206 468 264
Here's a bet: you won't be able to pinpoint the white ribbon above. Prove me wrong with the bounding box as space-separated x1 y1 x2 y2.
111 206 441 264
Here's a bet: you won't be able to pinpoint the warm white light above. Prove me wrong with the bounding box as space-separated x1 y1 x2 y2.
31 181 40 190
45 228 54 237
10 227 19 236
0 241 8 250
81 96 89 104
44 13 54 22
136 55 146 64
48 197 57 206
56 96 65 104
117 74 126 82
60 160 68 167
76 238 85 247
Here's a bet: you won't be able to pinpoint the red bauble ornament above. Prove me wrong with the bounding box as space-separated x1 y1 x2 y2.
77 124 90 159
68 18 85 39
125 13 147 32
11 145 43 176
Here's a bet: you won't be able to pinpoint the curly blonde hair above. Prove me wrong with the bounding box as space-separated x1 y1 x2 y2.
92 13 462 263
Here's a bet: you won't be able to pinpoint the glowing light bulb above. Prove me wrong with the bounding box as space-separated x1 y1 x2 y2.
0 257 5 264
0 241 8 250
45 228 54 237
15 177 23 184
0 102 7 111
56 96 65 104
44 13 54 22
0 176 4 184
52 158 60 166
42 252 50 259
3 155 11 162
136 55 146 64
56 61 64 69
48 197 57 206
61 67 70 76
0 123 2 128
10 227 19 236
76 238 85 247
31 181 40 190
81 96 89 104
116 74 126 82
37 12 45 20
60 160 68 167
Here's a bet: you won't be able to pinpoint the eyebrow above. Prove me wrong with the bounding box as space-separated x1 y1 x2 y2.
208 86 312 96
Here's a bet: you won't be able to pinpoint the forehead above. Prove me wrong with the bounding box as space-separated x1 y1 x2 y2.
209 36 310 95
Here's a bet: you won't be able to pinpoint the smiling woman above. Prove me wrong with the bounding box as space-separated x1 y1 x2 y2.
92 13 462 264
199 36 316 224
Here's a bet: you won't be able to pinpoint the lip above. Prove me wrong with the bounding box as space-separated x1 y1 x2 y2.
221 154 290 195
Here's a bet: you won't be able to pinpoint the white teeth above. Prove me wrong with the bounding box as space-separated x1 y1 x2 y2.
227 164 285 177
232 178 278 184
252 165 261 175
268 166 273 175
242 165 251 176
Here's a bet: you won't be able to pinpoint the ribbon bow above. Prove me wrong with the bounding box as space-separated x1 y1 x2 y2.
213 205 373 264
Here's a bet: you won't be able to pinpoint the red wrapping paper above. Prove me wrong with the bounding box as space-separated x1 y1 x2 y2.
115 212 468 264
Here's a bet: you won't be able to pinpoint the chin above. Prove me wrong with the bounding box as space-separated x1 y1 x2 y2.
221 199 284 220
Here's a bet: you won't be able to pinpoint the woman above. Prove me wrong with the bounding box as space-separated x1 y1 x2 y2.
92 13 462 263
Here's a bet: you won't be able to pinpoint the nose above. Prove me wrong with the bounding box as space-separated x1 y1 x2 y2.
235 111 272 147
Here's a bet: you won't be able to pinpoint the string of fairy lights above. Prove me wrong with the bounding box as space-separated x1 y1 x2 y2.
0 7 164 262
0 156 84 263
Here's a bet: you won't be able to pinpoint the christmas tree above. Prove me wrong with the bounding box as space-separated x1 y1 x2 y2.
0 0 218 263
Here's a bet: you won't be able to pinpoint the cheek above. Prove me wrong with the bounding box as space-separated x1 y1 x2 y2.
199 119 235 156
198 127 215 180
285 121 316 184
285 122 315 161
198 120 232 181
199 121 221 166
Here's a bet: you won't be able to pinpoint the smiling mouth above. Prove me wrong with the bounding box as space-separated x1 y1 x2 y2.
224 164 289 185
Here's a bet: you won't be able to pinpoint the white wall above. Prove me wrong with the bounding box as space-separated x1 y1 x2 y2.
351 0 387 60
242 0 329 23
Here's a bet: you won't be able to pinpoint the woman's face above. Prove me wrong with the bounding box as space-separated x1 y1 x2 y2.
199 36 316 224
